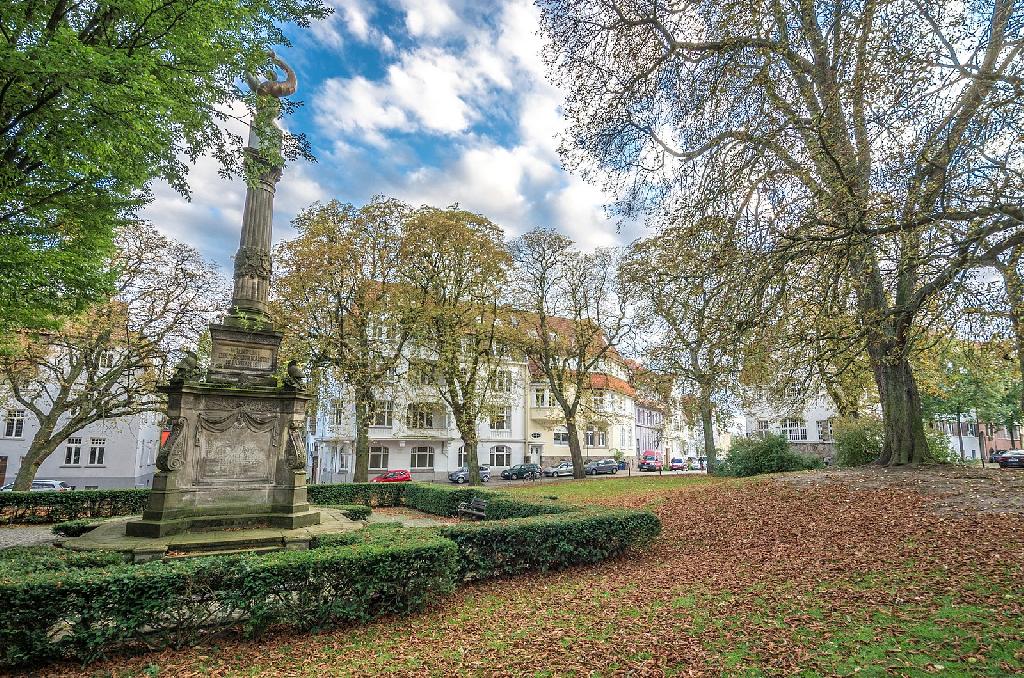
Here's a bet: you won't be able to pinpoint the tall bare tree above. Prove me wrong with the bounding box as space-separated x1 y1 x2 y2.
1 223 224 489
273 197 416 483
402 206 511 486
540 0 1024 465
510 228 634 479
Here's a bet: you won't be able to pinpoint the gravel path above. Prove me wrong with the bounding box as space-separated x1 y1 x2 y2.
0 525 57 549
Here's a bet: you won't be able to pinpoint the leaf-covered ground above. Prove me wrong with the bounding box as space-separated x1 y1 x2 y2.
36 473 1024 677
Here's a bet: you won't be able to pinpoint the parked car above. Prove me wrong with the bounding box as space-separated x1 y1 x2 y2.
999 450 1024 469
991 450 1017 465
669 458 686 471
501 463 542 480
584 458 618 475
543 461 574 477
371 470 412 483
639 455 663 472
616 459 627 470
448 465 490 483
0 480 72 492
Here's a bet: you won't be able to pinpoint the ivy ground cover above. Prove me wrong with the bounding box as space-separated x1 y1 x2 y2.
35 474 1024 676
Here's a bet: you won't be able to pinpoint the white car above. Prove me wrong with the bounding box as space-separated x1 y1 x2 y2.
0 480 73 492
543 461 574 477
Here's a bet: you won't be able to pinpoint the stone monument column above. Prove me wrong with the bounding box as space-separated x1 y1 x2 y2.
126 53 320 539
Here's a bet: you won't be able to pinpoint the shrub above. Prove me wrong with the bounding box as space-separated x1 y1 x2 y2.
439 508 661 581
0 546 126 579
317 504 372 521
0 489 149 524
715 434 822 477
925 426 956 463
1 530 458 668
51 519 103 537
833 415 884 467
402 483 478 516
306 482 404 507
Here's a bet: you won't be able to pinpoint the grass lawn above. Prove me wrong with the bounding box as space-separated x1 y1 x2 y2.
43 474 1024 677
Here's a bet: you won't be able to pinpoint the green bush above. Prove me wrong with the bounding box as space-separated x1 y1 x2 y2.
925 427 956 463
833 415 884 467
1 530 458 668
51 519 103 537
715 434 823 477
306 482 404 507
0 489 149 524
0 546 126 579
439 508 661 581
402 483 478 516
317 504 372 521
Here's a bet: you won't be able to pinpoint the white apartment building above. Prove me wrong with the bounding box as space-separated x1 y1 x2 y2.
308 353 531 483
0 406 161 489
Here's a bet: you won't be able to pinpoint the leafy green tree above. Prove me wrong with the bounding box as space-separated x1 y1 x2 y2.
402 207 512 486
0 0 328 337
274 198 417 483
539 0 1024 466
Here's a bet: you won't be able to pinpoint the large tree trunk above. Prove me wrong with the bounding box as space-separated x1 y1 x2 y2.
566 417 586 479
353 389 372 483
872 354 930 466
13 425 61 491
699 388 716 473
454 410 482 485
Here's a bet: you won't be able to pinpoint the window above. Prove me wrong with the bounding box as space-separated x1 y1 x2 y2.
593 390 606 411
490 445 511 467
332 404 345 426
370 401 393 427
88 438 106 465
816 419 833 442
3 410 25 438
785 384 802 398
457 446 467 467
533 388 551 407
99 351 115 368
585 426 607 447
369 446 389 471
407 404 435 429
489 407 511 431
966 422 978 436
780 418 808 441
553 427 569 446
756 420 771 435
64 437 82 465
410 446 434 470
493 370 513 393
620 427 627 447
410 363 435 386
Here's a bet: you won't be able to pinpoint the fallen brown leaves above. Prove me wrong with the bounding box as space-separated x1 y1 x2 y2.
29 474 1024 678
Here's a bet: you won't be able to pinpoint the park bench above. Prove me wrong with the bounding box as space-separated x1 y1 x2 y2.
456 496 488 520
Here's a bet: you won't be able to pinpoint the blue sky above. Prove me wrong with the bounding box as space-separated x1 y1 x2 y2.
144 0 631 269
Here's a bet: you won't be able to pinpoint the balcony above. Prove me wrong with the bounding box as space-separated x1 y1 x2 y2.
485 429 513 439
530 406 564 422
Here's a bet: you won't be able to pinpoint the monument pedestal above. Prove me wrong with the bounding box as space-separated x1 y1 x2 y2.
126 316 320 539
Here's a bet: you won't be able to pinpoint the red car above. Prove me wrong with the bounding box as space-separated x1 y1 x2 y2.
371 470 412 483
669 458 687 471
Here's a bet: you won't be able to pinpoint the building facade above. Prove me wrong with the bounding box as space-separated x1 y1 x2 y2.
0 406 161 489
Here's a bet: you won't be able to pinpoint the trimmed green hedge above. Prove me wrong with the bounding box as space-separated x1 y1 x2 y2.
51 519 103 537
0 480 663 670
1 530 458 667
439 508 661 580
0 489 149 524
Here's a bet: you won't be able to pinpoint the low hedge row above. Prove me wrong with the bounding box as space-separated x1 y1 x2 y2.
439 508 661 581
2 530 458 667
306 482 404 507
319 503 373 521
51 519 104 537
0 489 149 524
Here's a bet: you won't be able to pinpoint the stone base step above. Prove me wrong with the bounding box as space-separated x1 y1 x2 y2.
164 544 284 559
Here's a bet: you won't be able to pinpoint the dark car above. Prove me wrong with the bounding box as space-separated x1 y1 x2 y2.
991 450 1017 465
584 458 618 475
999 451 1024 469
448 465 490 483
501 463 542 480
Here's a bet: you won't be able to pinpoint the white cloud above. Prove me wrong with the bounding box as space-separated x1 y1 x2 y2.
401 0 458 37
